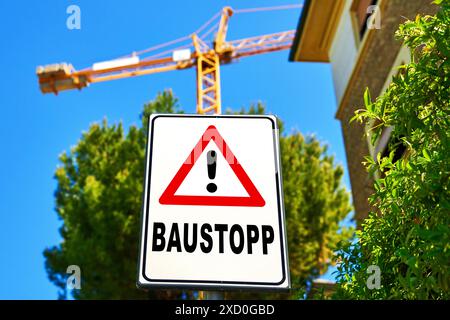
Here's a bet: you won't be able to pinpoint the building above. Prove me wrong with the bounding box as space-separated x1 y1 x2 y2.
307 279 336 299
289 0 438 224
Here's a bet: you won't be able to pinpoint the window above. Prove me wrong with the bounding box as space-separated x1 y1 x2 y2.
367 124 406 179
381 134 407 164
367 62 407 166
351 0 379 43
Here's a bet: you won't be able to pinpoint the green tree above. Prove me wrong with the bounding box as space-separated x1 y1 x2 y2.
44 92 352 299
335 1 449 299
44 90 182 299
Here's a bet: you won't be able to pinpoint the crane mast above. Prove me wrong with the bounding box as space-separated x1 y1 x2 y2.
36 5 299 115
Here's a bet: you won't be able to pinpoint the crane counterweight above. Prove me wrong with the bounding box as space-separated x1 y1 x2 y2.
37 63 89 94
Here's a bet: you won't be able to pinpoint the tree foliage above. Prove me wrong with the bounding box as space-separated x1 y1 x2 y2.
44 93 352 299
335 1 449 299
44 90 182 299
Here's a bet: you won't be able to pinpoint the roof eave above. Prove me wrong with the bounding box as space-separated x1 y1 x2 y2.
289 0 312 62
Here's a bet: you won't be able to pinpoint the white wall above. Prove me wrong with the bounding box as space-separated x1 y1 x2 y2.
329 0 358 105
379 45 411 93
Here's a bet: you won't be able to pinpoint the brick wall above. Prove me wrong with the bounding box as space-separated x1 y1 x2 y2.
336 0 438 225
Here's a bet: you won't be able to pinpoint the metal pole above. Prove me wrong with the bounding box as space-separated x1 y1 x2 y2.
197 69 224 300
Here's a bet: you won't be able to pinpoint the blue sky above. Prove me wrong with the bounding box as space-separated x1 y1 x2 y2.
0 1 351 299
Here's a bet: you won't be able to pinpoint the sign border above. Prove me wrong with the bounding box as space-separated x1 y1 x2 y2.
137 114 290 290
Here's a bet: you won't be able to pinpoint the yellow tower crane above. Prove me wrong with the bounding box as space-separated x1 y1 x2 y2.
36 4 301 115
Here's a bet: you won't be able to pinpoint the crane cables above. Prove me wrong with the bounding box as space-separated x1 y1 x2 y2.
233 3 303 14
91 4 303 67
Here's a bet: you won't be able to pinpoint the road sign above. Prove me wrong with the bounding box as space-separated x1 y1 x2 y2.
137 114 290 290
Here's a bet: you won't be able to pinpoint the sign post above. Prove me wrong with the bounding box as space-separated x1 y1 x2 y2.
137 114 290 291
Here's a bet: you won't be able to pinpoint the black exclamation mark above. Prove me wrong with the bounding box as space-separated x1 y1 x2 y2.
206 150 217 193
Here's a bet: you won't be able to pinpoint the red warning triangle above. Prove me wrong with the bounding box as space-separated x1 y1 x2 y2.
159 125 265 207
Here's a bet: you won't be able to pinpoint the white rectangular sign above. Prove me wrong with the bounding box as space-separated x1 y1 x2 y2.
92 56 139 71
172 49 191 62
137 114 290 290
